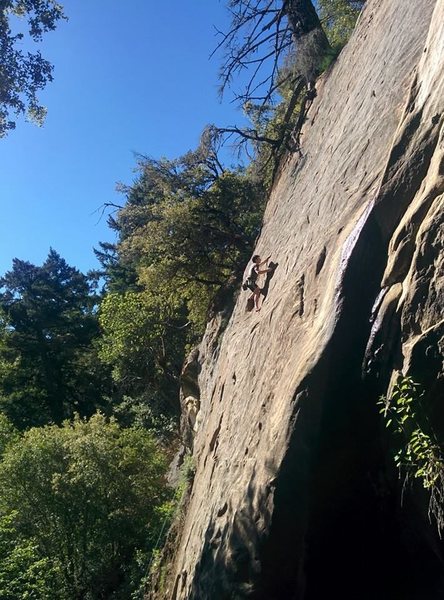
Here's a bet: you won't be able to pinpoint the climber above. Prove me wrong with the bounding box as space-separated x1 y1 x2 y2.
244 254 273 312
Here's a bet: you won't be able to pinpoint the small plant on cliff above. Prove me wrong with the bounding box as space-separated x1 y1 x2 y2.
378 376 444 535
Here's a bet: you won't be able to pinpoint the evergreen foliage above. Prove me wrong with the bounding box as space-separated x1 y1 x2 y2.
0 413 18 457
318 0 365 49
0 249 111 427
99 290 187 413
97 148 265 415
0 0 66 136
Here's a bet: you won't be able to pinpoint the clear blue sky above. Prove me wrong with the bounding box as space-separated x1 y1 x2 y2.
0 0 246 276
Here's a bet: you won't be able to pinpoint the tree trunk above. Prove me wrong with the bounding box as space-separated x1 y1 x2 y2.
285 0 332 83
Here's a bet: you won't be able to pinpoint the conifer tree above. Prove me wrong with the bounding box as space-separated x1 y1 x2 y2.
0 249 109 427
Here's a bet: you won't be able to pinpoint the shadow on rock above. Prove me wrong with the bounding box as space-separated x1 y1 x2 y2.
261 262 278 302
183 468 276 600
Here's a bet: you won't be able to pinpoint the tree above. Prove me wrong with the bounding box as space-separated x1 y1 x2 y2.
213 0 365 180
215 0 331 107
99 290 188 414
0 0 66 137
0 512 59 600
101 148 265 340
97 143 265 417
99 137 265 320
216 0 364 105
318 0 365 48
0 413 18 457
0 249 110 427
0 414 171 598
113 151 264 292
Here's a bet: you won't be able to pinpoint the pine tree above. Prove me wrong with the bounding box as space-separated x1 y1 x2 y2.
0 249 110 427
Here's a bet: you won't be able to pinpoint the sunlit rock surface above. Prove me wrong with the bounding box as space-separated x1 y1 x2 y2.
157 1 444 598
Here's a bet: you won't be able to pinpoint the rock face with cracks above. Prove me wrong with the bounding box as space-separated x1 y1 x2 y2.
157 1 444 598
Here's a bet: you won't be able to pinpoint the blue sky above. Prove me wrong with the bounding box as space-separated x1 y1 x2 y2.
0 1 246 276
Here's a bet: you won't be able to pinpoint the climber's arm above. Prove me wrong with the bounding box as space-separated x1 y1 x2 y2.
258 255 271 267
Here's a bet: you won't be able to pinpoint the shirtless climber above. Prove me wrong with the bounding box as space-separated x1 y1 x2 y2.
244 254 273 312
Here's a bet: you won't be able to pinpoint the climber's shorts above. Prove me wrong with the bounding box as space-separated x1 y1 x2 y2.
246 278 257 292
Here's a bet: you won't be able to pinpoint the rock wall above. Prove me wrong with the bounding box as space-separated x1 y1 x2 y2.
161 1 444 598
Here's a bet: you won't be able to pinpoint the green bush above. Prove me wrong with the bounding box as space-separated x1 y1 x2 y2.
0 414 172 598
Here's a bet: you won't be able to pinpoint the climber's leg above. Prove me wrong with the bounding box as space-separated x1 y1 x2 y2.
254 287 262 311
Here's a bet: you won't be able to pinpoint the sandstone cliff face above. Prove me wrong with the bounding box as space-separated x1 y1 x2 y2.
163 1 444 598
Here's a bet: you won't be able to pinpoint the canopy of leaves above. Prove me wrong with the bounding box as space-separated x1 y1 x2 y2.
99 290 188 413
0 413 18 457
0 0 66 136
318 0 365 48
0 511 60 600
97 144 265 413
0 414 171 599
0 249 111 427
119 169 263 289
